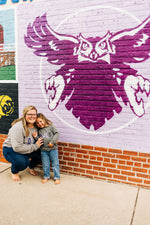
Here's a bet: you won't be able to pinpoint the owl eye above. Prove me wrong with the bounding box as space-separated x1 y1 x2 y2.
81 42 89 50
99 42 106 49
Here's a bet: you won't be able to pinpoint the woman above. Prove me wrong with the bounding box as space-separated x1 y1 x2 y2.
2 105 43 181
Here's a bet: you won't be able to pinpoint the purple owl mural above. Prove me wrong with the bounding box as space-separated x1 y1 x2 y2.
24 14 150 130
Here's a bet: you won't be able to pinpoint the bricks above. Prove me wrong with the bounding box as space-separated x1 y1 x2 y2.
116 154 130 160
81 145 93 150
117 165 132 171
128 177 142 183
89 150 101 156
103 163 116 168
132 167 147 173
89 160 101 166
114 174 127 181
121 171 135 177
94 147 107 152
99 172 112 178
76 158 87 164
0 134 5 158
107 168 120 174
139 153 150 158
123 151 138 156
93 166 105 171
86 170 98 176
132 156 146 163
1 137 150 189
108 148 122 154
102 152 115 158
80 164 92 170
76 149 88 154
0 157 8 163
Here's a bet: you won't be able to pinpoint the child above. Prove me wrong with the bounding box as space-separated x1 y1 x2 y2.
33 113 60 184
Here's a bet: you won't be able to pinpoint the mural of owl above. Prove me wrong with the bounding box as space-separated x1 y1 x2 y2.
24 14 150 130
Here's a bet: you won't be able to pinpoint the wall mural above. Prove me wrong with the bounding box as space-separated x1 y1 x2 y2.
0 95 14 118
0 9 15 80
17 1 150 151
24 13 150 130
0 0 33 5
0 9 18 134
0 83 18 134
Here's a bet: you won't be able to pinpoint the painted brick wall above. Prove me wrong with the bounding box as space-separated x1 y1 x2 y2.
17 0 150 153
0 0 150 189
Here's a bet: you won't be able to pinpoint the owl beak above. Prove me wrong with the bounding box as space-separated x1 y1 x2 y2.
90 51 98 60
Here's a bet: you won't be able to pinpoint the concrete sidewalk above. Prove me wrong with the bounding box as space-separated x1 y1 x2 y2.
0 162 150 225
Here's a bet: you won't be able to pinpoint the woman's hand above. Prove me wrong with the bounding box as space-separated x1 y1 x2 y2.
36 137 44 147
32 132 38 138
48 142 53 147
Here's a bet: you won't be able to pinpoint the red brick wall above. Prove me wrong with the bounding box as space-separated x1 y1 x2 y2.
58 142 150 189
0 134 8 163
1 134 150 188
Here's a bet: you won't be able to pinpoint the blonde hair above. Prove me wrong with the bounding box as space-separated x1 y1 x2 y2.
11 105 37 136
37 113 52 127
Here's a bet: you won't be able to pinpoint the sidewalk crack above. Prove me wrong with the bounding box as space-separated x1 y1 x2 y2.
130 187 140 225
0 166 11 173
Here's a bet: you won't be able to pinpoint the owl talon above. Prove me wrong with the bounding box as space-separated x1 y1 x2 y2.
45 75 65 110
48 98 57 110
124 75 150 117
45 76 55 92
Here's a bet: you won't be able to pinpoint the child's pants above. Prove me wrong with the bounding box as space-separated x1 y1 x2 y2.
41 149 60 180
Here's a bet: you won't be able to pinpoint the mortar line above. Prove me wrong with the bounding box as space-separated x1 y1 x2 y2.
0 166 11 174
130 186 140 225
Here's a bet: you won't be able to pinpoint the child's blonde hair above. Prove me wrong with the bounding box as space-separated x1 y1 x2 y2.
37 113 52 127
11 105 37 136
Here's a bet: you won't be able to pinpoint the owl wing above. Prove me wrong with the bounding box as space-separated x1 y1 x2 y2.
24 13 79 65
110 16 150 63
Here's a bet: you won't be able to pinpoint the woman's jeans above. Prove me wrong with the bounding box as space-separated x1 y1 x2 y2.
3 147 41 174
41 149 60 180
